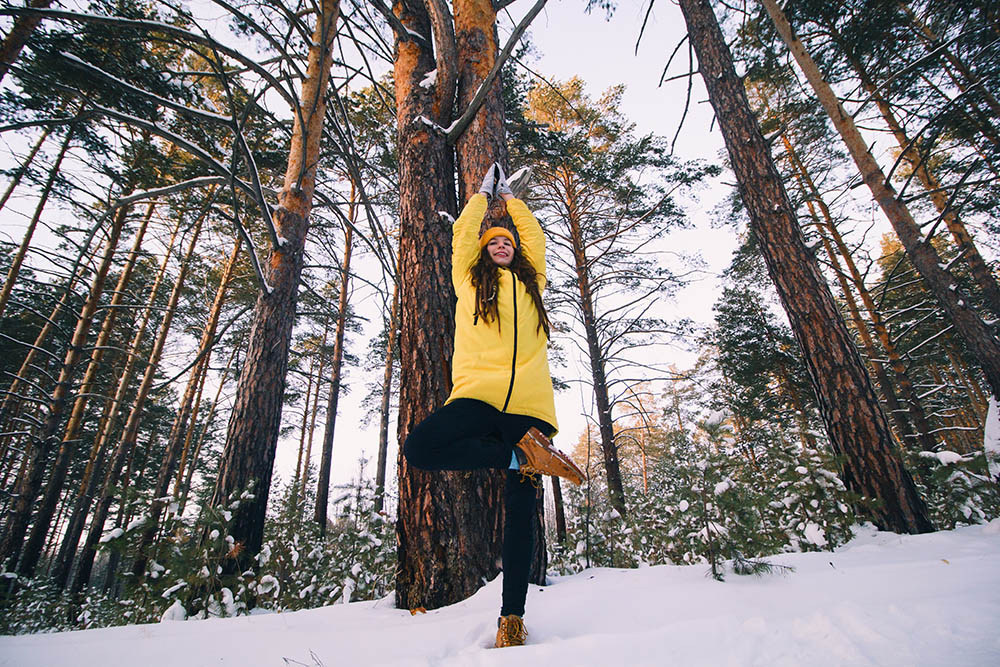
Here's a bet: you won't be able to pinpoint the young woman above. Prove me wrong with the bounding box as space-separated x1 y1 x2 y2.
403 163 584 648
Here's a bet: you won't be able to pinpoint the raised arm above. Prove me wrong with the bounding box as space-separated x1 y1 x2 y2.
505 197 546 291
452 193 488 288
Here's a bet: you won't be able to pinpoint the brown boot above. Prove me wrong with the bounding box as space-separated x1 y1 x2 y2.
515 427 585 486
495 614 528 648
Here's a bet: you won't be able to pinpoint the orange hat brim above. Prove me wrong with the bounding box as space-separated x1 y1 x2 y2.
479 226 517 249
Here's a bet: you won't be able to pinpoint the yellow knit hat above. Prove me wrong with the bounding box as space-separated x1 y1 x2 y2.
479 226 517 249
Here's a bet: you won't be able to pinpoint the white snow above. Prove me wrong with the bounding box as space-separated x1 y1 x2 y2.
419 69 437 89
802 522 828 547
159 600 187 623
97 528 123 544
2 523 999 665
919 450 964 465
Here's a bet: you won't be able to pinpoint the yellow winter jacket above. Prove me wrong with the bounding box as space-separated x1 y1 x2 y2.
446 194 558 433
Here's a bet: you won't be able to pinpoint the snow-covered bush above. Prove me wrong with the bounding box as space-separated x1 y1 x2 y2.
549 430 857 579
910 449 1000 529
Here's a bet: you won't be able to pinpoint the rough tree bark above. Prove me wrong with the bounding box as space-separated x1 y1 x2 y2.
208 0 341 574
392 0 486 611
677 0 933 533
453 0 545 585
760 0 1000 402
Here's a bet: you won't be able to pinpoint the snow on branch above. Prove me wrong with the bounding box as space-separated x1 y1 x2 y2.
446 0 548 145
113 177 229 208
367 0 430 48
58 52 234 126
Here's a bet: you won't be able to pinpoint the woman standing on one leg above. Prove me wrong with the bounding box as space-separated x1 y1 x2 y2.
404 162 584 648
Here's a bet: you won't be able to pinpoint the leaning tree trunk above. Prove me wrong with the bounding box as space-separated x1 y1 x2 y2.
0 201 130 572
834 41 1000 316
0 0 56 84
208 0 341 575
17 202 155 577
130 225 236 579
314 212 354 533
49 216 181 590
677 0 933 533
777 131 938 452
0 123 75 320
760 0 1000 403
72 206 204 593
0 125 51 213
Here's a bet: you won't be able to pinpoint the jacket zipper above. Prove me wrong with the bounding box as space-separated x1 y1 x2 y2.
501 271 518 412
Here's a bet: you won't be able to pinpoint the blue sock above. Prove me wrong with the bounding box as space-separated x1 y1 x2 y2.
509 450 519 470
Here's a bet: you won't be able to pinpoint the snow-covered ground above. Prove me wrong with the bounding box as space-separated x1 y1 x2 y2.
3 521 999 666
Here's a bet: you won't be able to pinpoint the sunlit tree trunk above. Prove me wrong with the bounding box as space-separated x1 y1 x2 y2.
72 205 205 593
50 217 181 589
209 0 342 574
677 0 933 533
760 0 1000 402
0 200 131 572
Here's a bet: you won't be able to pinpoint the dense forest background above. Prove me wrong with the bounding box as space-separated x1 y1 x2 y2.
0 0 997 634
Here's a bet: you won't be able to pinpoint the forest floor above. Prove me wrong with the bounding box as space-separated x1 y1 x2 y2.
2 520 998 666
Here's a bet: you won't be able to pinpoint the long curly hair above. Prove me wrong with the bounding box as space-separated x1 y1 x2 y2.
470 241 551 338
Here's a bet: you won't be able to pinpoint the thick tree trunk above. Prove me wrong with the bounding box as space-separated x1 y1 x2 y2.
453 0 507 201
209 0 341 575
314 216 354 532
393 0 493 612
454 0 549 587
760 0 1000 402
17 202 155 577
677 0 933 533
0 202 130 572
0 124 75 320
49 218 181 589
72 207 204 593
373 276 400 515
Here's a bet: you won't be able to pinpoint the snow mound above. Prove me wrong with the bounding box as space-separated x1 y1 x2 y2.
2 525 999 666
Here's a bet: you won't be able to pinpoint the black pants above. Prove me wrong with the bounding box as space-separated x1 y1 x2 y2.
403 398 552 617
